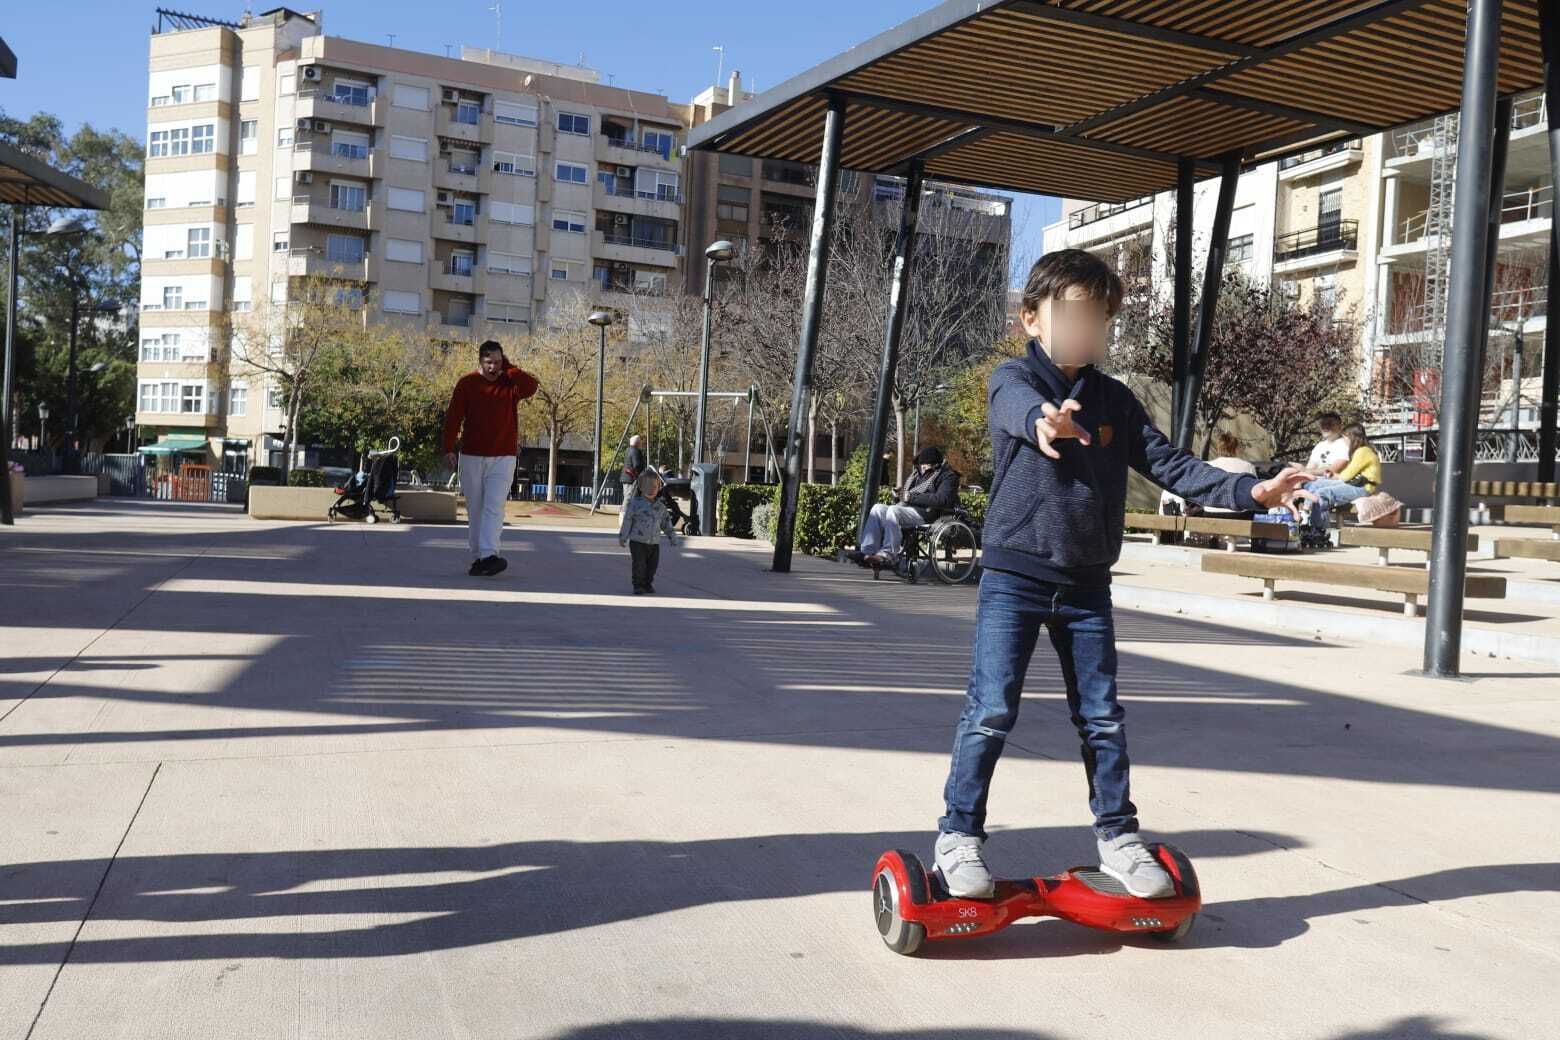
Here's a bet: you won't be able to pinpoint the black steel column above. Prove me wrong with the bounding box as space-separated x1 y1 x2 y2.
772 95 846 573
1172 157 1194 442
857 160 925 546
1539 0 1560 483
1176 152 1240 452
1425 0 1503 677
0 207 17 525
64 289 79 475
1476 97 1514 389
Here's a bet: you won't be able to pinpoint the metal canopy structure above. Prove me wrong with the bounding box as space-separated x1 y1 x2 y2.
687 0 1560 679
0 141 111 209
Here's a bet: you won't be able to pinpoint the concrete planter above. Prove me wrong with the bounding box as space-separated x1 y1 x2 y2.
248 484 457 522
22 475 98 505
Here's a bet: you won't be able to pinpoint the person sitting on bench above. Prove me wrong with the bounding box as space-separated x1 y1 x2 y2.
858 447 959 562
1297 421 1381 535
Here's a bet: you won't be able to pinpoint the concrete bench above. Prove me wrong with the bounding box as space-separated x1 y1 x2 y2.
1337 525 1478 565
1202 552 1506 617
1504 504 1560 534
249 485 456 522
1125 512 1183 545
1492 538 1560 563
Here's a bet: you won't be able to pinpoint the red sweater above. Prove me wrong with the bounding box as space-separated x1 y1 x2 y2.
441 365 540 456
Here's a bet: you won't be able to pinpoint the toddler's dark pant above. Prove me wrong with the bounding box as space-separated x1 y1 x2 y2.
630 541 660 591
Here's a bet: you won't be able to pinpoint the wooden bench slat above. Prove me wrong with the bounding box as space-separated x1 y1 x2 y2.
1337 527 1477 552
1201 553 1506 597
1492 539 1560 562
1124 512 1183 532
1183 517 1291 539
1505 505 1560 526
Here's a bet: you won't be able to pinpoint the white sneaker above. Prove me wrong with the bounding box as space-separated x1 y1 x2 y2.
1097 833 1174 898
934 831 996 899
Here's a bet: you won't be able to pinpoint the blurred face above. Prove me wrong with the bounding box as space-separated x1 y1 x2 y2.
1021 285 1111 368
644 476 663 499
478 350 504 380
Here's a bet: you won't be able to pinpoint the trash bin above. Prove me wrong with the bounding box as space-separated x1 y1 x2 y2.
688 463 720 537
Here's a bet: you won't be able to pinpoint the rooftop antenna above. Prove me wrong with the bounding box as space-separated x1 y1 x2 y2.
489 2 502 54
713 45 725 87
386 33 396 48
444 44 454 58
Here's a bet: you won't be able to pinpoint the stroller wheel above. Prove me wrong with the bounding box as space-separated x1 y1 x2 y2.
365 512 379 525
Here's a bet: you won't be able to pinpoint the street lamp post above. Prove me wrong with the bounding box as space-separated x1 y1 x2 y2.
587 309 613 499
37 401 49 457
693 240 735 468
43 216 90 475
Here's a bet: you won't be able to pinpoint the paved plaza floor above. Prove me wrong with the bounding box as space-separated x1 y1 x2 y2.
2 500 1557 1040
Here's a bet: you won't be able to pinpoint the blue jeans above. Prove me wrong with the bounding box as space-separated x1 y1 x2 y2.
1304 478 1370 531
940 568 1138 841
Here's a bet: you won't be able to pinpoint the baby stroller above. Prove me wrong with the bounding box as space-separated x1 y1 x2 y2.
328 437 402 524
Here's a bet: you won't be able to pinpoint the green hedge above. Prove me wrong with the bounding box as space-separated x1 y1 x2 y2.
718 483 778 538
248 465 282 485
287 467 326 487
958 489 988 526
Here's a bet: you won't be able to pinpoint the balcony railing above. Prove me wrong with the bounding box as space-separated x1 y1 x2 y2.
1387 284 1548 336
601 232 679 253
1400 185 1553 242
1393 92 1546 156
602 183 684 205
1279 138 1361 171
446 259 474 276
1069 195 1152 230
603 134 674 158
1273 219 1358 262
332 143 369 160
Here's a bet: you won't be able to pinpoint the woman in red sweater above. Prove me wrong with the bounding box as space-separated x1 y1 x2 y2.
442 341 539 576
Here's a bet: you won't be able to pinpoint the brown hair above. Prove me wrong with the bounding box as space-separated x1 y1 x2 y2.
1213 431 1242 458
1020 249 1124 318
1343 422 1370 455
478 340 503 358
1317 411 1342 433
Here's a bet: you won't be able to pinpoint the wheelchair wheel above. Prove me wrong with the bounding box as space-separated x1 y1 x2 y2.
929 520 979 584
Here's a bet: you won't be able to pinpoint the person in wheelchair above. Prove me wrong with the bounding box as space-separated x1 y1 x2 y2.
856 446 959 563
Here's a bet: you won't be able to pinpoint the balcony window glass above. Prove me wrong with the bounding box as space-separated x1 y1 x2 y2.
326 234 365 263
162 286 183 310
641 129 674 159
187 227 212 258
494 101 537 126
556 161 588 184
455 100 482 125
148 131 169 158
180 384 205 414
449 252 475 276
552 209 586 234
190 124 214 154
330 183 367 212
194 83 216 102
240 120 258 155
332 82 372 107
557 112 590 135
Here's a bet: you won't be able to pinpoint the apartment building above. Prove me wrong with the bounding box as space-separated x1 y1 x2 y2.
137 6 689 467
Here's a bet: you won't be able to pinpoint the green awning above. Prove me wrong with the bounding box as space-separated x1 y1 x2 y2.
138 437 210 455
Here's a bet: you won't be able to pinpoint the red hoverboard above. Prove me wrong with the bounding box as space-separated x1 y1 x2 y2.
871 843 1200 955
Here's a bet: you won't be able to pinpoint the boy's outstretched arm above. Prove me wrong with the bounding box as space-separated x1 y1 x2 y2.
1126 396 1308 511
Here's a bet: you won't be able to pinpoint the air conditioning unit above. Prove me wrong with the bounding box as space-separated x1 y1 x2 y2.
296 117 312 131
616 165 633 178
613 261 630 270
436 190 451 204
312 120 330 133
296 171 314 185
301 65 322 82
612 213 629 226
442 88 459 102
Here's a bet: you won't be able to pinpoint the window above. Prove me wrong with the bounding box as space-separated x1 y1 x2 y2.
279 72 296 96
273 176 290 201
382 289 422 314
184 287 208 310
390 135 427 161
331 183 367 212
455 100 482 125
385 238 423 264
146 197 166 210
326 234 365 263
641 129 675 159
487 250 531 275
240 120 258 155
163 127 190 155
236 171 256 207
452 200 476 225
270 279 288 305
489 201 534 226
1319 188 1343 241
494 100 537 126
191 124 214 154
163 285 183 310
139 381 180 413
550 259 579 281
555 161 588 184
194 83 216 102
387 186 424 212
392 83 430 110
448 251 475 276
140 333 179 362
719 153 753 177
552 208 586 234
171 84 191 104
492 151 535 177
272 231 290 253
187 227 212 258
557 111 590 135
636 168 680 201
149 131 169 158
232 277 252 312
331 80 372 107
180 384 205 414
1226 233 1254 266
335 286 365 309
229 384 248 417
151 95 170 108
717 184 750 223
332 130 370 160
241 66 259 102
487 302 530 325
180 336 208 362
234 224 253 260
278 127 294 148
267 387 285 409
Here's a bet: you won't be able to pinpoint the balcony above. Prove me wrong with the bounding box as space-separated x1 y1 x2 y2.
593 229 681 268
430 261 476 294
1385 285 1547 338
1397 185 1552 246
291 195 380 232
1068 195 1153 231
286 247 371 281
593 181 682 219
1278 138 1362 181
596 133 678 169
432 215 484 244
436 107 493 146
293 142 385 181
296 90 387 128
435 161 486 195
1272 219 1358 273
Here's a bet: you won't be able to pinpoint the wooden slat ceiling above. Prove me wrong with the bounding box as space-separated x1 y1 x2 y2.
686 0 1548 204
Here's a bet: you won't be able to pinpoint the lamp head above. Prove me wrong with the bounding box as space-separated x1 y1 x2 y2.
88 361 108 373
46 216 88 237
705 239 736 263
587 310 614 328
38 402 50 419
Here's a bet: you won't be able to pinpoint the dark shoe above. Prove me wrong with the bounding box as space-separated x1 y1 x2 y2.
487 556 508 576
468 559 485 576
644 585 656 594
632 587 645 595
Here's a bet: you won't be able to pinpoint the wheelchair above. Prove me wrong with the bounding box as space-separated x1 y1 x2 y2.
856 509 982 585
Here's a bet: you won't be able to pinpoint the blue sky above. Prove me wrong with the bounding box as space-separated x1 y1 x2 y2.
2 1 1060 277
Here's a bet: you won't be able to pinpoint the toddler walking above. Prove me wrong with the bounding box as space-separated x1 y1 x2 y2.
619 469 678 594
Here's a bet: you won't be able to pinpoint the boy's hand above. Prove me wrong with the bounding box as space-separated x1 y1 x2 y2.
1252 467 1312 509
1033 400 1090 460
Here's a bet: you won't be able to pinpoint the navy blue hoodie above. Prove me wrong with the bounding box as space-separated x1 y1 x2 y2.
982 340 1262 586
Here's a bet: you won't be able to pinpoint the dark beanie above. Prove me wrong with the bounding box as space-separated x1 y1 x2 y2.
915 446 944 466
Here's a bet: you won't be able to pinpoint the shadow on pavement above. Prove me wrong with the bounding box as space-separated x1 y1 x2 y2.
543 1023 1054 1040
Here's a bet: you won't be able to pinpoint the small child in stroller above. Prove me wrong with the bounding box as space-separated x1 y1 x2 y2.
328 437 402 524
